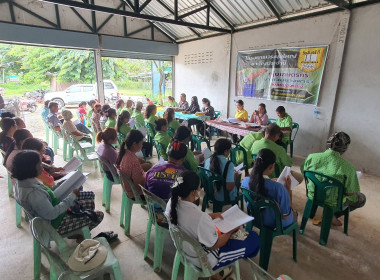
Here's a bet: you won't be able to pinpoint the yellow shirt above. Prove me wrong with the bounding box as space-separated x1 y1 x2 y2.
235 109 248 120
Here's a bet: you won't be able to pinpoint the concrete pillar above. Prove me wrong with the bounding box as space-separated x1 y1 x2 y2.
94 49 105 104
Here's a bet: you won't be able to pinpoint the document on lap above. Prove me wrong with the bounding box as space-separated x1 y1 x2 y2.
234 163 244 174
54 170 87 200
195 147 212 162
63 157 82 173
213 205 254 233
277 166 299 190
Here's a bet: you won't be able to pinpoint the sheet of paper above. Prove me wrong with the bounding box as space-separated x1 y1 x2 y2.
128 118 136 128
277 166 299 190
234 163 244 172
54 170 76 185
138 126 147 137
227 118 239 124
73 119 80 125
213 205 254 233
54 170 87 200
63 157 82 173
201 147 212 161
356 171 362 180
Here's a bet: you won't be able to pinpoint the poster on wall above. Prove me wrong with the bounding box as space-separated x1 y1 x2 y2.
235 46 328 105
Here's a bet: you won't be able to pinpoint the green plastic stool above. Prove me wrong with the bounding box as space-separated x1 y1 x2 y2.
16 201 22 227
7 172 13 197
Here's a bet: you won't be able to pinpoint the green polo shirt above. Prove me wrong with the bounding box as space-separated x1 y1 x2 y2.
123 107 133 116
117 107 124 115
276 113 293 144
132 111 144 129
164 101 178 107
251 138 292 178
119 123 131 136
154 131 171 160
236 132 264 166
301 149 360 207
105 117 116 128
145 115 158 126
168 120 180 137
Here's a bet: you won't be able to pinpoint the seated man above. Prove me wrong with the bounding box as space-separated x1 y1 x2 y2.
301 132 366 226
251 124 292 178
236 131 264 166
275 106 293 146
47 101 62 131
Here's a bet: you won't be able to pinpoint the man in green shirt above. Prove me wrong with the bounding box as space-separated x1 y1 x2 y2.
251 124 292 178
276 106 293 145
236 132 264 166
301 132 366 226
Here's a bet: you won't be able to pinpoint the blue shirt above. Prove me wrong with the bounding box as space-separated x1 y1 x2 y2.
241 177 293 228
204 155 237 202
41 107 50 123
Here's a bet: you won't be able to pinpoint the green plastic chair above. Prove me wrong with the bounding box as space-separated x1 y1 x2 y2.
44 122 51 145
191 135 210 151
230 143 249 176
7 170 13 197
145 123 156 157
198 167 243 213
167 127 175 137
242 188 297 271
267 118 276 124
152 139 168 160
97 155 122 213
140 186 169 272
288 122 299 158
300 171 349 246
118 171 146 235
167 222 241 280
47 122 65 155
30 217 122 280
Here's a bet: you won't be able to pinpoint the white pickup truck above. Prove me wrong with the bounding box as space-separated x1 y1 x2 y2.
44 80 119 108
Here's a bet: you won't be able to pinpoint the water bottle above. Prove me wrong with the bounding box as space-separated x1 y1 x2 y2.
313 107 319 119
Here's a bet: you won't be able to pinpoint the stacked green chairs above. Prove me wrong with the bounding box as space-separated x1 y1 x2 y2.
152 139 168 160
191 135 210 152
145 123 156 157
141 186 169 272
300 171 349 246
198 167 243 213
118 171 146 235
230 143 249 176
288 122 299 158
242 188 297 271
167 221 241 280
30 217 122 280
97 155 122 213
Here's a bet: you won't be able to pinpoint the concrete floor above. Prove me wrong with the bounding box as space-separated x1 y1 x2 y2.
0 133 379 279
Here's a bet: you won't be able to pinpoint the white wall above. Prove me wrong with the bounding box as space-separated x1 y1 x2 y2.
331 4 380 175
174 35 231 116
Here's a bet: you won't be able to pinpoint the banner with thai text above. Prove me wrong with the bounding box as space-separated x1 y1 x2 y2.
235 46 328 105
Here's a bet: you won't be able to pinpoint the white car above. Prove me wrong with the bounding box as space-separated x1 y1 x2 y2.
44 80 119 108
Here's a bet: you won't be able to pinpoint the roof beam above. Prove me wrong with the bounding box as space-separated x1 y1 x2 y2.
263 0 281 20
138 0 151 13
70 7 94 32
178 5 208 20
203 0 235 32
8 0 16 23
324 0 350 9
97 2 124 32
55 4 61 28
90 0 96 33
13 2 58 28
39 0 231 33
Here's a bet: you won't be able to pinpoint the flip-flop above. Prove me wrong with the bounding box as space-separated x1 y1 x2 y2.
96 231 119 243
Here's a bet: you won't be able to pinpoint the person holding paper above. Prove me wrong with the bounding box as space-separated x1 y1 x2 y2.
12 150 104 237
154 119 171 160
165 171 260 271
62 110 92 143
241 149 296 228
145 141 187 200
275 106 293 146
96 128 119 182
163 108 180 137
301 132 366 226
204 139 238 202
144 104 158 127
235 131 264 166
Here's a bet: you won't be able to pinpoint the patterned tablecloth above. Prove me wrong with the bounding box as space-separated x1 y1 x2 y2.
206 120 263 136
157 110 210 121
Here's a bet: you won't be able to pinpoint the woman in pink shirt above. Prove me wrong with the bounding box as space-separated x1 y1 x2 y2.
116 130 152 200
249 103 268 125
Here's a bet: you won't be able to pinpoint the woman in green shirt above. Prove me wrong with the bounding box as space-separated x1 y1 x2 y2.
124 99 134 115
132 101 145 129
116 99 125 115
145 104 158 126
116 110 132 141
154 119 171 160
166 96 178 107
105 108 117 129
164 108 180 137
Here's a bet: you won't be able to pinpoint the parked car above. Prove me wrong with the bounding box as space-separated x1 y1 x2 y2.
44 80 119 108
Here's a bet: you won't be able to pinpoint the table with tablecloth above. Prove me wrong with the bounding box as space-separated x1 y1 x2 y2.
157 110 210 121
206 120 264 137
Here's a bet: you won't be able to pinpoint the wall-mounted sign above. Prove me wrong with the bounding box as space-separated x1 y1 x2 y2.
235 46 328 105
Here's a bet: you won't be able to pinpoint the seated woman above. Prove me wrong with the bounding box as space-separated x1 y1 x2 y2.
99 104 111 131
145 104 158 128
4 128 32 170
241 148 295 228
0 117 17 153
62 109 92 143
12 150 105 237
145 141 187 200
78 101 87 125
197 98 215 137
91 103 102 134
13 117 26 129
116 99 125 115
164 108 180 137
86 100 96 128
301 131 366 226
249 103 268 125
204 138 238 202
170 126 203 173
116 130 152 200
125 99 134 116
132 101 145 129
105 108 117 129
187 96 202 130
96 128 119 182
166 96 177 107
153 119 171 160
165 171 260 271
232 100 248 143
116 110 132 140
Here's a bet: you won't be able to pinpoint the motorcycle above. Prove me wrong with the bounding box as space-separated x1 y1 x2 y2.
4 97 38 114
23 89 48 103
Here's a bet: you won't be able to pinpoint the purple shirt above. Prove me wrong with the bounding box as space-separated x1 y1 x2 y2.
252 113 268 125
96 143 118 172
145 162 187 200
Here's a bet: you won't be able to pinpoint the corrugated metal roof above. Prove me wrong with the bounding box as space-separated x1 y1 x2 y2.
138 0 351 42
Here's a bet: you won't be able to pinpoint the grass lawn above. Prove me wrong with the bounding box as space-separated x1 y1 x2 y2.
1 83 50 97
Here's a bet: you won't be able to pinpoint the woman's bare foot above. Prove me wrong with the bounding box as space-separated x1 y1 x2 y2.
332 217 342 226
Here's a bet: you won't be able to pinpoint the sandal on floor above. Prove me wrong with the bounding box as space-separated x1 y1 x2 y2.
95 231 119 243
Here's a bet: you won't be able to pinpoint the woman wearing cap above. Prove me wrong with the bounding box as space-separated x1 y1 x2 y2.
62 109 92 143
301 131 366 226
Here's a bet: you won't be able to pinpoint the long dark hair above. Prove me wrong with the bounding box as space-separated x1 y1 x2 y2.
190 96 199 107
248 148 276 197
210 138 231 191
116 99 125 110
101 104 111 117
116 110 130 133
168 141 187 161
155 118 167 132
116 129 144 166
4 129 32 165
0 117 16 143
12 150 41 180
144 104 156 119
173 126 191 142
164 108 175 125
107 108 117 119
170 171 200 225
